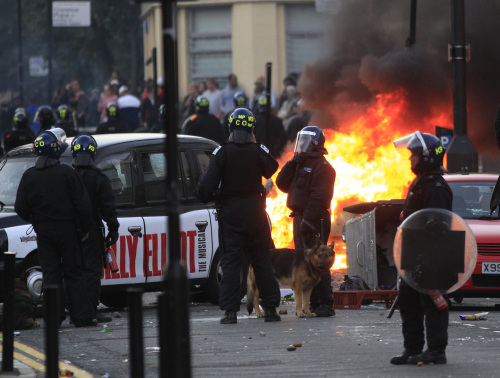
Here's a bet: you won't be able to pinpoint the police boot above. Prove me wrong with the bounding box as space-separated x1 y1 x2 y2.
390 349 422 365
264 308 281 322
95 312 112 323
220 311 237 324
311 304 336 317
408 349 446 365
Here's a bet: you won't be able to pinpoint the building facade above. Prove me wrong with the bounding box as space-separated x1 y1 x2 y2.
140 0 330 101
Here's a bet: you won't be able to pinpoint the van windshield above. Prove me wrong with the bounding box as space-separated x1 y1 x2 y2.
0 155 72 206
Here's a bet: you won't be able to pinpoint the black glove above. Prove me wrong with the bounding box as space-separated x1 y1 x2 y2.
292 152 307 165
300 219 316 234
105 229 119 246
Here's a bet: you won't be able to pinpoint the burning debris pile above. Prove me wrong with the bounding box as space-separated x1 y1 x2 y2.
266 1 500 268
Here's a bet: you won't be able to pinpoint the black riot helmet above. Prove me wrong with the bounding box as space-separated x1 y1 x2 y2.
228 107 255 144
195 96 210 114
71 134 98 167
32 128 67 159
56 104 70 120
233 92 248 108
394 131 445 174
106 103 120 122
12 111 29 130
34 105 56 131
294 126 326 154
257 95 268 114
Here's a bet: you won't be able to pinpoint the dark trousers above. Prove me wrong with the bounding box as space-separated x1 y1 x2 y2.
82 228 104 312
293 213 334 308
35 221 94 323
218 196 280 312
398 280 449 352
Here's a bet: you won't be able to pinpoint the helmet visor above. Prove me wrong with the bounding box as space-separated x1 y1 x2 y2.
294 131 315 153
49 127 67 144
393 131 429 156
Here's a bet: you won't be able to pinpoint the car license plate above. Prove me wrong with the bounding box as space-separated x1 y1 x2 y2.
482 262 500 274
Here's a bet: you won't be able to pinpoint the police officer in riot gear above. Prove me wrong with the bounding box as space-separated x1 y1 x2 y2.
151 104 166 133
71 135 119 322
391 131 452 365
196 107 281 324
15 128 97 327
4 110 35 153
95 103 129 134
55 104 76 137
181 96 225 144
221 92 248 140
254 95 287 158
276 126 336 317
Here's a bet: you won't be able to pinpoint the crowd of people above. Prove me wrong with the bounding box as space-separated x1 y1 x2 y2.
0 71 305 156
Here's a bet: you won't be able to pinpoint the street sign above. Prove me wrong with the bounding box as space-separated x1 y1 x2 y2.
29 57 48 77
435 126 454 149
52 1 91 27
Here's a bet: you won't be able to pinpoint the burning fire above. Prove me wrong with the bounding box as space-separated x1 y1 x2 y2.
266 89 453 270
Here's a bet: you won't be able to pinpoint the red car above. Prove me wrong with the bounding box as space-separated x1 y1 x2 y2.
445 173 500 301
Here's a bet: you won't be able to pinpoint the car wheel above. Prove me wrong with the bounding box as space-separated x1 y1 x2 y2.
99 292 128 308
202 250 248 305
19 252 44 304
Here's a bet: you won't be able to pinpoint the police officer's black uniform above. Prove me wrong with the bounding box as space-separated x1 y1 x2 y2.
391 132 452 365
276 136 336 316
196 108 281 324
4 128 35 153
56 119 76 137
253 96 287 159
4 111 35 153
181 112 225 144
95 120 129 134
254 112 287 159
397 169 452 359
95 103 129 134
15 129 96 326
72 135 119 322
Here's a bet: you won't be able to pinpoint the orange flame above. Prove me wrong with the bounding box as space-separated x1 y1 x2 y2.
266 89 452 270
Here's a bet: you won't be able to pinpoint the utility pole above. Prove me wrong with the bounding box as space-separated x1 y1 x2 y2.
17 0 24 104
446 0 478 173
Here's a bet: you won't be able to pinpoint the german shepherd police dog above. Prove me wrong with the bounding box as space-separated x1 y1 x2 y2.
247 236 335 318
0 273 40 330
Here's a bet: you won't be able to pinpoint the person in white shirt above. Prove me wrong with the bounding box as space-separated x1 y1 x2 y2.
202 78 224 119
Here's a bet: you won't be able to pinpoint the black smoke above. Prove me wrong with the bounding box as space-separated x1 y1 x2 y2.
300 0 500 162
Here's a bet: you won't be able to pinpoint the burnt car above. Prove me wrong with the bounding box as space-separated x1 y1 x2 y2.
0 133 233 307
343 173 500 301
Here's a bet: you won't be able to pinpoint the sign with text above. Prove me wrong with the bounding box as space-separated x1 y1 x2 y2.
29 57 48 77
52 1 91 27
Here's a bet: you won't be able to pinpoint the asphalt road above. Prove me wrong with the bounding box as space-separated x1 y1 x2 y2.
6 294 500 377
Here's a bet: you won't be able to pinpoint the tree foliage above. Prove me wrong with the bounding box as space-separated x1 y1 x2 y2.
0 0 144 103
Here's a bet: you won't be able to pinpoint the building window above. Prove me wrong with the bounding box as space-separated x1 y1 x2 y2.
285 4 329 75
189 7 232 86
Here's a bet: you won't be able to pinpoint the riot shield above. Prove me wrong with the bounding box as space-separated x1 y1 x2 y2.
393 208 477 294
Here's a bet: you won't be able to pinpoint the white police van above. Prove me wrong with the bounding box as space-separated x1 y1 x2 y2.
0 133 240 307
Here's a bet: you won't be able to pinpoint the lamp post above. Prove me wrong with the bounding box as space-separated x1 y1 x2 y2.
135 1 191 376
446 0 478 173
17 0 24 104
